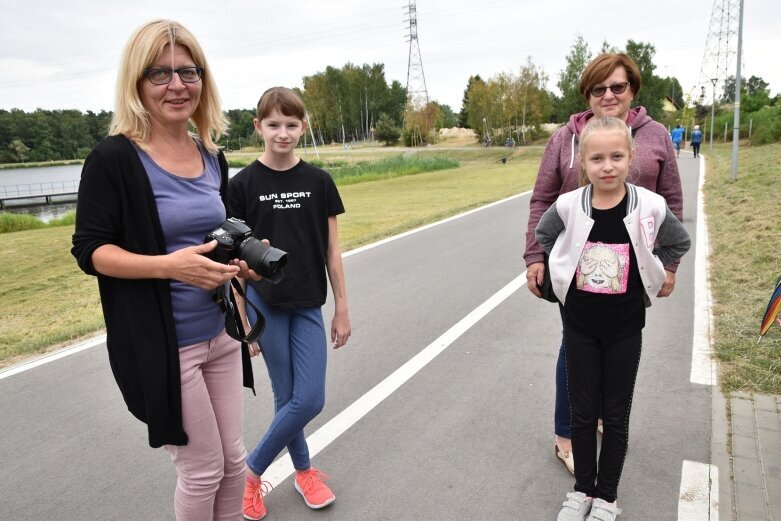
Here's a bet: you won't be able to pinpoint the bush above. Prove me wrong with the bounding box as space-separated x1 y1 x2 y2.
708 106 781 146
374 113 402 146
0 212 45 233
0 211 75 233
748 106 781 145
325 155 458 184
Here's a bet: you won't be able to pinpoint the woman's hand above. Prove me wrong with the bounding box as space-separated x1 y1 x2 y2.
526 262 545 298
168 240 240 290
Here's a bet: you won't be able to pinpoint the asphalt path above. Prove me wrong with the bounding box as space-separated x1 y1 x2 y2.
0 152 710 520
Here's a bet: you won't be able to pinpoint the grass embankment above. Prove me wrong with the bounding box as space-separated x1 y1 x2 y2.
704 142 781 394
0 145 540 366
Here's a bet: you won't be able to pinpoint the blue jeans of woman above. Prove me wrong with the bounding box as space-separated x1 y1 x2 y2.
245 285 327 475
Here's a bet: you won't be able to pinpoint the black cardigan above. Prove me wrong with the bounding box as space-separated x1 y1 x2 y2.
71 134 253 448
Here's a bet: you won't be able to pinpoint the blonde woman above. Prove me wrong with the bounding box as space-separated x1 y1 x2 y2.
72 20 255 520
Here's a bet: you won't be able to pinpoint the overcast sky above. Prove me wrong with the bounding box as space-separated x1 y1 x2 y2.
2 0 778 114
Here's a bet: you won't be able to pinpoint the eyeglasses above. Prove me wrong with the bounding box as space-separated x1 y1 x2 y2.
589 82 630 98
143 67 203 85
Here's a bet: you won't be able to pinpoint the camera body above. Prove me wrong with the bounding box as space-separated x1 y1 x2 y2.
205 217 287 283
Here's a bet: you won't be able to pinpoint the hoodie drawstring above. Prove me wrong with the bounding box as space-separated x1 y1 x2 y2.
569 133 576 168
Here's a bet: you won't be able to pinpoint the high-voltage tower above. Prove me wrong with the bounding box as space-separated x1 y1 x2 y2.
404 0 429 110
697 0 741 104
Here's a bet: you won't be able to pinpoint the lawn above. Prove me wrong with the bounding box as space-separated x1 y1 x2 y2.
704 142 781 393
0 143 541 366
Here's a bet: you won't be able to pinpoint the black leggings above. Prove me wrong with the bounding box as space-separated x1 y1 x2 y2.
563 325 642 503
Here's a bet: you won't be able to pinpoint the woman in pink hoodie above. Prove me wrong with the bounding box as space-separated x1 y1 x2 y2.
523 53 683 476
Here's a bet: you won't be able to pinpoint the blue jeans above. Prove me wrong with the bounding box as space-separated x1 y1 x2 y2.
245 286 327 475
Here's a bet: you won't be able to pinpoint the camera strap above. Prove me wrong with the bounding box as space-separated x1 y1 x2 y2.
214 279 265 344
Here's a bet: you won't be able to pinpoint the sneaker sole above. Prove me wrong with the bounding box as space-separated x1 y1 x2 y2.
243 513 266 521
294 481 335 509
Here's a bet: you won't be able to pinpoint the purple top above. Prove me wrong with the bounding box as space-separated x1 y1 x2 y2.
137 144 225 347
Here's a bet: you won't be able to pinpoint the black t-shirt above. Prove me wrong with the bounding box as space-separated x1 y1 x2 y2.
563 194 645 335
227 159 345 309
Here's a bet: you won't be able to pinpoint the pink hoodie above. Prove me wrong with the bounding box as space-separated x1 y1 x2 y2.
523 106 683 271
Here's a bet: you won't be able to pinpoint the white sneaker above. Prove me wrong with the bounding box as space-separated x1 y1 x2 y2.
557 491 592 521
586 498 622 521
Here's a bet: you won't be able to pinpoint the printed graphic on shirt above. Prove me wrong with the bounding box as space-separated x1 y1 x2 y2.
640 216 656 248
576 241 631 294
257 191 312 210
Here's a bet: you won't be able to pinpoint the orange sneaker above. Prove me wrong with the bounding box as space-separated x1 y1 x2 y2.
294 468 335 509
243 476 272 520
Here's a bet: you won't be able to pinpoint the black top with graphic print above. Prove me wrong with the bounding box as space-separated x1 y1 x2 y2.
227 159 345 309
564 194 645 336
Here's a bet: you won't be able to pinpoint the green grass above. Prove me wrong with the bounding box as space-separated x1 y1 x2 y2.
3 140 780 398
704 142 781 393
0 211 75 233
0 145 540 366
0 159 84 170
315 154 459 185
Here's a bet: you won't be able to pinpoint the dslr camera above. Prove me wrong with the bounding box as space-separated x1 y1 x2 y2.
205 217 287 283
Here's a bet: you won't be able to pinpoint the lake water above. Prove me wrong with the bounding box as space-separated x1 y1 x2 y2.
1 164 240 222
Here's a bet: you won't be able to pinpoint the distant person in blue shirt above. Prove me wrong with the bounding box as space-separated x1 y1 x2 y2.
670 124 685 157
690 125 703 158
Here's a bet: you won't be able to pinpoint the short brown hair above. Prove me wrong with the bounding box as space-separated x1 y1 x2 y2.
579 53 642 102
256 87 306 121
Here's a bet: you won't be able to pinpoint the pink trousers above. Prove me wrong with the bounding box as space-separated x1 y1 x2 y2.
164 330 246 521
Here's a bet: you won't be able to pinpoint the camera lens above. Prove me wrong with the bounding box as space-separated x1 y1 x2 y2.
238 237 288 282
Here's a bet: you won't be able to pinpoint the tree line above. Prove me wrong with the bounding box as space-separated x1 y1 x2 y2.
2 36 778 163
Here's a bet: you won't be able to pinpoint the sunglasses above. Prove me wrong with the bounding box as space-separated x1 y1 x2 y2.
589 82 630 98
143 66 203 85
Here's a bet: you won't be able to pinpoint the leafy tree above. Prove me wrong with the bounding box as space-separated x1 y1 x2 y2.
659 76 684 108
624 40 665 119
373 113 401 146
7 139 29 162
463 58 552 144
722 75 773 112
458 75 483 128
301 63 406 144
556 35 591 122
437 104 458 128
224 109 256 149
404 102 441 146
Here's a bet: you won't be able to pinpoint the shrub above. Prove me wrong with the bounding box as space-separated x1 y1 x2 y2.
0 211 76 233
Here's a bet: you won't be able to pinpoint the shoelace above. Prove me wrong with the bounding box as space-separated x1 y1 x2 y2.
251 479 273 506
259 479 273 495
299 469 331 493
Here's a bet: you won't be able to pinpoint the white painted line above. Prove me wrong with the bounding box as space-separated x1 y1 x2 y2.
691 155 718 386
0 334 107 380
1 191 531 379
262 273 527 488
343 191 531 258
678 460 719 520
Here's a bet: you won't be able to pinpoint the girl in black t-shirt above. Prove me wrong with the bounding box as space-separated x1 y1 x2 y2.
535 117 690 521
228 87 351 520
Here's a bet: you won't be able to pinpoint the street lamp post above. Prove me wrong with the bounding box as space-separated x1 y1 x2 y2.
709 78 718 151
